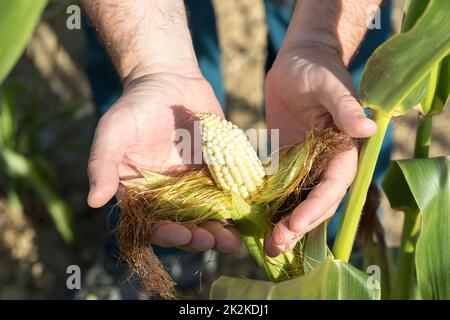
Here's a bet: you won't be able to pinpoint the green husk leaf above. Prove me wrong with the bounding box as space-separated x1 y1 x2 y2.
118 127 353 297
231 192 303 281
303 222 328 273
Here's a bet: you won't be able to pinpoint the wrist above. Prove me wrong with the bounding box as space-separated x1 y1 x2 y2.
83 0 201 83
281 29 346 64
282 0 382 66
122 53 201 86
119 24 201 83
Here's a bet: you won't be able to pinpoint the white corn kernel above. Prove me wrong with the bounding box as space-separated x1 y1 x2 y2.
196 112 265 198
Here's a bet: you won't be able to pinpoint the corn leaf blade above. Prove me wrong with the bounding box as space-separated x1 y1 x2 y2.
382 157 450 299
0 146 74 243
359 0 450 116
0 0 48 84
211 257 379 300
435 56 450 111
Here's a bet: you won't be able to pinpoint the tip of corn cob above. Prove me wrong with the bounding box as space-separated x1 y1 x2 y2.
196 112 265 199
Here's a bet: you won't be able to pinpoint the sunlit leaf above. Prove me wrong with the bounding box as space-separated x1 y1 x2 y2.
383 157 450 299
401 0 429 33
0 86 16 146
211 257 379 300
359 0 450 116
413 64 441 116
435 56 450 111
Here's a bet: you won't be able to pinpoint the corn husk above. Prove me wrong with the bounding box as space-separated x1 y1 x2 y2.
117 126 354 299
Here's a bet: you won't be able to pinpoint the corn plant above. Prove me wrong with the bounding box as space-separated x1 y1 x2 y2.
0 0 47 84
0 81 77 244
1 0 447 300
119 113 371 299
210 0 450 300
115 0 450 300
331 0 450 300
0 0 75 243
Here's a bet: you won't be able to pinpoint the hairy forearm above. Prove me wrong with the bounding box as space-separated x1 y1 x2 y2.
284 0 383 64
80 0 199 81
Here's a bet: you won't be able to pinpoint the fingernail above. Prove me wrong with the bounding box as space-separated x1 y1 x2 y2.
273 230 284 245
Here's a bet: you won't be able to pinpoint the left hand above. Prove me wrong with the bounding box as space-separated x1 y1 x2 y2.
264 42 377 257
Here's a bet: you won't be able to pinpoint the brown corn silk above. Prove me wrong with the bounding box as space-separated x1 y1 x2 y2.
117 127 354 299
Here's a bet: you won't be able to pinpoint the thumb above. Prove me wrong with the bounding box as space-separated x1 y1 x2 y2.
315 73 377 138
87 120 125 208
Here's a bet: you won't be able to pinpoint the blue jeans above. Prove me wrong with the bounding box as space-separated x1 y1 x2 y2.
84 0 393 251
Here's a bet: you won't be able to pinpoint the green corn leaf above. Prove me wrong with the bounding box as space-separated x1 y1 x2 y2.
414 64 441 116
210 257 379 300
334 0 450 264
6 187 23 216
383 165 418 213
396 75 428 115
395 1 441 118
359 0 450 116
383 157 450 299
435 56 450 111
401 0 430 33
0 0 48 84
0 146 74 244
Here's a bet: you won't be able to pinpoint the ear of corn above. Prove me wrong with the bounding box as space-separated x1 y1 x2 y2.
196 112 265 199
119 112 353 298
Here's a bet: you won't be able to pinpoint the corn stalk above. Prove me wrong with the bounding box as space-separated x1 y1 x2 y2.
333 0 450 262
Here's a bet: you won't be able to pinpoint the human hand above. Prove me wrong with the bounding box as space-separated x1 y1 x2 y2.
87 71 241 253
264 42 377 257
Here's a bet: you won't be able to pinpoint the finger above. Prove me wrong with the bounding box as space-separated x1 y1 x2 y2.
265 235 282 257
200 221 242 253
283 203 339 255
300 202 340 236
87 116 126 208
150 221 192 247
315 74 377 138
178 227 215 252
289 147 358 234
266 201 340 257
265 148 357 257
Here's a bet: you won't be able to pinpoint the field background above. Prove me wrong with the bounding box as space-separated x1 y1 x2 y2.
0 0 449 299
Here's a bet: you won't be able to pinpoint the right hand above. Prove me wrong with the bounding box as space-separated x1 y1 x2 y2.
87 71 242 253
